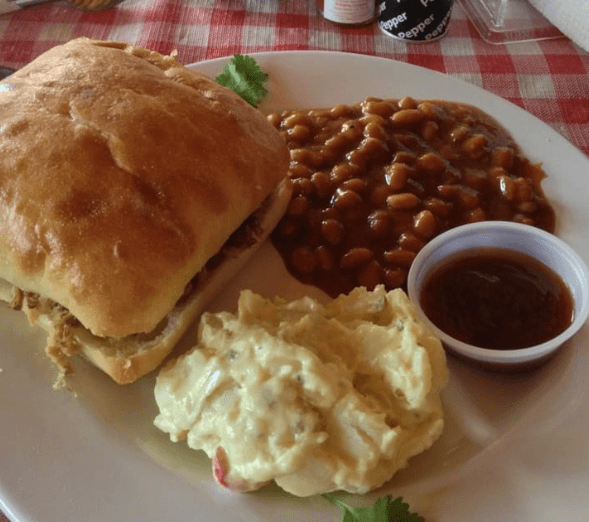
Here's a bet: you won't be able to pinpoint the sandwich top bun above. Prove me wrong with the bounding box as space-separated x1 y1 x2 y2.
0 38 289 339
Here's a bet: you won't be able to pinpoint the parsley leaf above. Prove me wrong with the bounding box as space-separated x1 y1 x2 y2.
215 54 268 107
323 493 425 522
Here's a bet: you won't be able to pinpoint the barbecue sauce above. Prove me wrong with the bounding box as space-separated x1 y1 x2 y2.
420 248 574 350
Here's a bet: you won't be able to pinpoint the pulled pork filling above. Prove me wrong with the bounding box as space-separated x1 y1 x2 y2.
9 289 81 387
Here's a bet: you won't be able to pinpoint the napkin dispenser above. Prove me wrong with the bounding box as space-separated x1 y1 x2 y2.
458 0 563 43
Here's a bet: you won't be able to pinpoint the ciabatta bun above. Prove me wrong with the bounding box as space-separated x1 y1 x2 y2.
0 38 291 384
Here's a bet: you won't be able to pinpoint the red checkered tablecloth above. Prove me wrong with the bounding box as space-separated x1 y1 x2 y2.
0 0 587 158
0 1 587 521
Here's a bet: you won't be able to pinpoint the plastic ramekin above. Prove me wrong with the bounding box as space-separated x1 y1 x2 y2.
407 221 589 369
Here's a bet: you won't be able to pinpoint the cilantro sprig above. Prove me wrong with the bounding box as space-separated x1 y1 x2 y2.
323 493 425 522
215 54 268 107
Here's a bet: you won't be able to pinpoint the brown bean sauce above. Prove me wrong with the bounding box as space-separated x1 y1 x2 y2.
419 248 574 350
268 97 556 298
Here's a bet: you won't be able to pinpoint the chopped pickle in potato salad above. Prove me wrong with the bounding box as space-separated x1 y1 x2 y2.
154 286 448 497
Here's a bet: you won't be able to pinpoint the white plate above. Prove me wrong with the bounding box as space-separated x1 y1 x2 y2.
1 51 589 522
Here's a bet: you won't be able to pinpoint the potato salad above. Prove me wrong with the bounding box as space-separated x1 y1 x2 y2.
154 286 448 497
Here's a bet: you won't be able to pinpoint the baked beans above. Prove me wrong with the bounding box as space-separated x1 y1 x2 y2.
269 96 555 298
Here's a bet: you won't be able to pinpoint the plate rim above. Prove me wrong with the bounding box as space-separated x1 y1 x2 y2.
2 49 589 522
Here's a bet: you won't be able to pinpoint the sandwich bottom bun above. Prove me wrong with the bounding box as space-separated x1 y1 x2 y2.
0 178 293 387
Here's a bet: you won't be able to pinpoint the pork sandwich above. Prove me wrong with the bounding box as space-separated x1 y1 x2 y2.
0 38 291 385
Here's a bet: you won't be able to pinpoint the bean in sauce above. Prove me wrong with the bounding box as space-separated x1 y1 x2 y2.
268 97 556 298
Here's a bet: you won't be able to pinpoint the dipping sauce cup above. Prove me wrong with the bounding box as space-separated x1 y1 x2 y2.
407 221 589 369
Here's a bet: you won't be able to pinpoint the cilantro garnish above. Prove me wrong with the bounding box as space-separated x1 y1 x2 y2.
215 54 268 107
323 493 425 522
